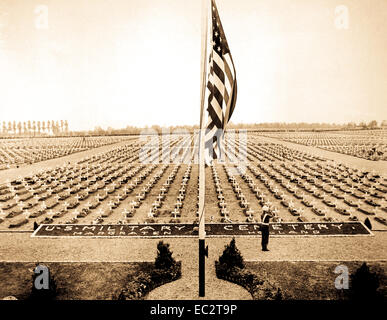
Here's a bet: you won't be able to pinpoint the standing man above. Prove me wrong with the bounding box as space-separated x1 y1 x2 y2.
261 205 274 251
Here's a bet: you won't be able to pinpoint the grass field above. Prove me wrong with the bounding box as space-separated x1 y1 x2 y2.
0 262 150 300
1 260 385 300
245 260 387 300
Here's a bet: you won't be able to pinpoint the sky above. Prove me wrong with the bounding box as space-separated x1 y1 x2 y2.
0 0 386 131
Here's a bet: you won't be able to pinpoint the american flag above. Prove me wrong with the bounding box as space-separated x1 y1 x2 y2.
204 0 237 162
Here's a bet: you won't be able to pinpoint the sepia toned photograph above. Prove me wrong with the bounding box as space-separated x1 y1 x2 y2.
0 0 386 311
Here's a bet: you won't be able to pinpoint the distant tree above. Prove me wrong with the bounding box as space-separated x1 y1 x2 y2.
7 121 12 133
12 121 16 134
64 120 68 133
368 120 378 129
27 121 31 133
52 121 59 135
32 121 36 135
17 122 22 135
47 121 51 134
94 126 105 135
42 121 46 133
358 122 367 129
107 126 113 134
37 121 41 134
23 122 27 134
60 120 64 133
2 121 6 134
151 125 162 134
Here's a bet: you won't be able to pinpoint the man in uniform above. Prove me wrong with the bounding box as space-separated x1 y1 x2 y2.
261 205 274 251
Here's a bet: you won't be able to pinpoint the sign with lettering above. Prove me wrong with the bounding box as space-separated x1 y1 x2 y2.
32 222 372 238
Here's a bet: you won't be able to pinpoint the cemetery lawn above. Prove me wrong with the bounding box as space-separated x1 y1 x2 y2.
0 262 153 300
244 260 387 300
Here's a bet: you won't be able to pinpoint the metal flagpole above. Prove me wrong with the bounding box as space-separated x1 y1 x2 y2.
198 0 209 297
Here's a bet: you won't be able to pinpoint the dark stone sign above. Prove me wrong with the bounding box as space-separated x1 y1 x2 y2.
32 222 371 238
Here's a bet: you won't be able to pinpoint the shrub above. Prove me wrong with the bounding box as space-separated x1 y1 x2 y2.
217 238 245 271
274 288 283 300
364 218 372 230
155 241 176 270
349 262 381 301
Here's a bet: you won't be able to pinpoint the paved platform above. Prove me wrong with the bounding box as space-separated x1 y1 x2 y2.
1 231 386 262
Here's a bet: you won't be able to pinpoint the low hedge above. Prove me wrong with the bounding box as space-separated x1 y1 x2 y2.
116 262 181 300
215 262 282 300
116 241 182 300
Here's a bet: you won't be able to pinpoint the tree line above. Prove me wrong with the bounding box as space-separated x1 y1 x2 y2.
1 120 384 137
88 120 385 135
1 120 69 136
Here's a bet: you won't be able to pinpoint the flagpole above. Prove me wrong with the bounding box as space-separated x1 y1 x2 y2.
198 0 209 297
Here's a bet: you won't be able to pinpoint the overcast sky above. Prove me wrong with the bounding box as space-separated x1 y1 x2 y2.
0 0 386 131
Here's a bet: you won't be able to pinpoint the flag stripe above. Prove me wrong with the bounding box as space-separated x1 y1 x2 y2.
204 0 237 163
